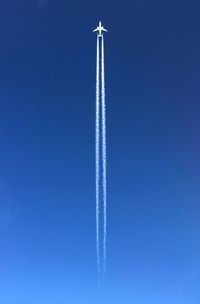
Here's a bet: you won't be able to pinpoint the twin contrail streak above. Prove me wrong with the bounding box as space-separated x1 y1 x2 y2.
101 35 107 275
95 35 100 276
95 31 107 281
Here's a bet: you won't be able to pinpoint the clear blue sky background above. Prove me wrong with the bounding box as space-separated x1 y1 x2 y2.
0 0 200 303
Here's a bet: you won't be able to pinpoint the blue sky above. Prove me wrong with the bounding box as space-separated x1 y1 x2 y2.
0 0 200 303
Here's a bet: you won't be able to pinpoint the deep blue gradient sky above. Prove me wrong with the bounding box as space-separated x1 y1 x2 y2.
0 0 200 303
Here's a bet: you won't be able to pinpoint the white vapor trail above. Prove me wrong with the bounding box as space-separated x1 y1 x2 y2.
95 33 107 281
166 270 200 290
95 35 100 276
101 35 107 275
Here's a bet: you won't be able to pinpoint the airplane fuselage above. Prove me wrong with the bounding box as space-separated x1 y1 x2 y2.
93 21 107 37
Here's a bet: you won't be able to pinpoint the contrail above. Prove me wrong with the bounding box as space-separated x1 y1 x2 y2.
101 35 107 275
95 35 100 276
94 23 107 282
165 270 200 290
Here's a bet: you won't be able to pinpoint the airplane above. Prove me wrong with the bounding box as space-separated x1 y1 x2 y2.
93 21 107 37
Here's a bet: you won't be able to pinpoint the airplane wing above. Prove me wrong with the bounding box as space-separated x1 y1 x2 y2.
102 27 108 32
93 28 98 32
